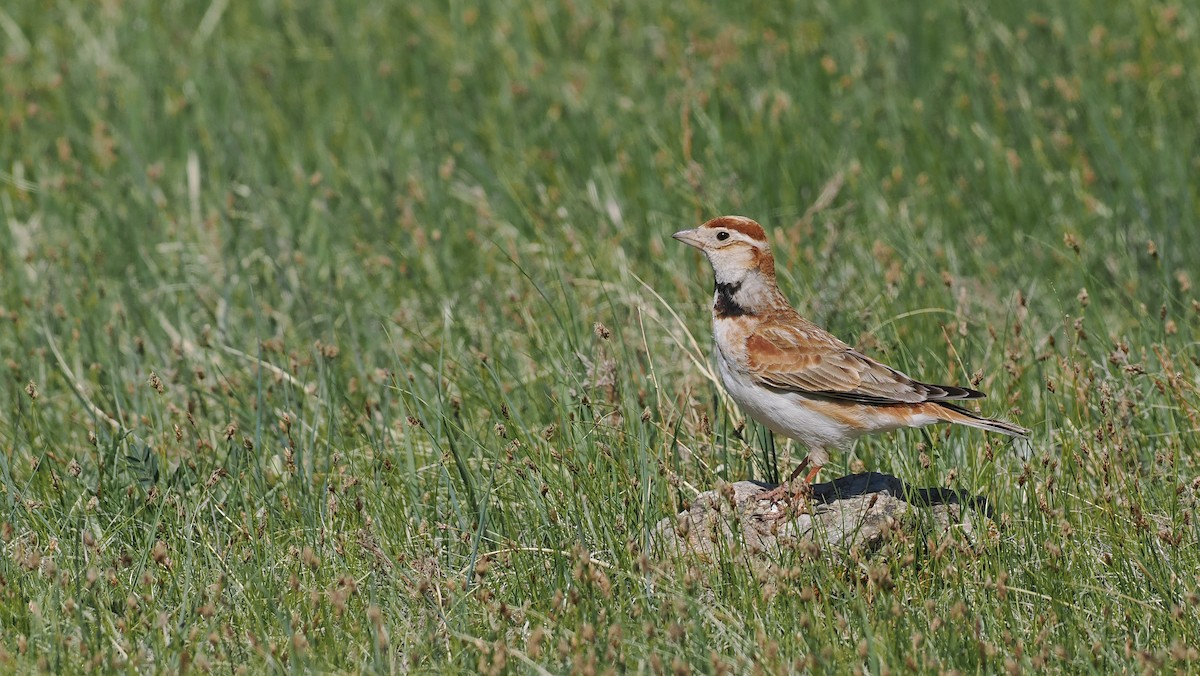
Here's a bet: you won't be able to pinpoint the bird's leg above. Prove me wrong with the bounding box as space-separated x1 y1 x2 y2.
755 457 811 505
804 463 822 484
788 457 818 484
757 456 828 521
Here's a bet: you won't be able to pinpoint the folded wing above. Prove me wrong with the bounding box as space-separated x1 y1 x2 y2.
744 321 984 405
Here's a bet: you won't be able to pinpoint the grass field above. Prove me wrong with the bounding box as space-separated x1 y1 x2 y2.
2 0 1200 672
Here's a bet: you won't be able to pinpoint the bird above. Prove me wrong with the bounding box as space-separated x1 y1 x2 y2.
673 215 1029 500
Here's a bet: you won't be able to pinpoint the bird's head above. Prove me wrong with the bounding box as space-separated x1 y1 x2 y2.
673 215 776 285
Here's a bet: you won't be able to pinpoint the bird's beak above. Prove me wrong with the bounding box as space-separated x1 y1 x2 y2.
672 229 704 249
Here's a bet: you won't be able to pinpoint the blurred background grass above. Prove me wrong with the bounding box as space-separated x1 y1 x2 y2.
1 0 1199 671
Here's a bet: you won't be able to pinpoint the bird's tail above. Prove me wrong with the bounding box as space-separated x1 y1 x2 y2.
934 402 1030 438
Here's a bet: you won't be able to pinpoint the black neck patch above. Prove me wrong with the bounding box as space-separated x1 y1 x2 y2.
714 281 749 317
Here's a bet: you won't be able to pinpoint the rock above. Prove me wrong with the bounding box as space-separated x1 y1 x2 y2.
651 472 991 562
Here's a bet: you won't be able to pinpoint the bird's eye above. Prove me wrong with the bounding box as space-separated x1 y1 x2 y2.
716 231 730 241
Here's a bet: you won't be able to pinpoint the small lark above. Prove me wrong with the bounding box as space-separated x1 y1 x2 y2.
674 216 1028 498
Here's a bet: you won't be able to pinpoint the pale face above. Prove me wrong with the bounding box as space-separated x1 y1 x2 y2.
673 223 771 286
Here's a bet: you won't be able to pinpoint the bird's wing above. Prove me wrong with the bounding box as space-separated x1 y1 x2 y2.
743 321 983 405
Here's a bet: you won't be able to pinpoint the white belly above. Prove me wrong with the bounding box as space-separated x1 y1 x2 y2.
716 349 853 450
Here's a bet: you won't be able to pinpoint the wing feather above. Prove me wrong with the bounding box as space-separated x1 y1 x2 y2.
744 321 983 405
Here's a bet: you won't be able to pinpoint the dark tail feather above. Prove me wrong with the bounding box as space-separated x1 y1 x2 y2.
935 402 1030 438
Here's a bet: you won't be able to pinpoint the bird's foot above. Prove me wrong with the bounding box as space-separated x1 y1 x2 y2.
755 458 822 520
756 481 813 520
755 483 789 505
